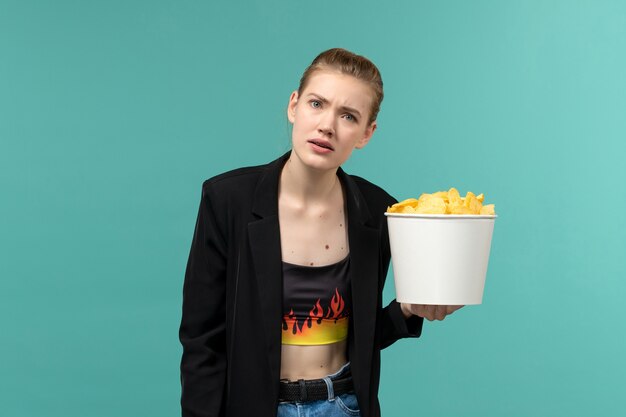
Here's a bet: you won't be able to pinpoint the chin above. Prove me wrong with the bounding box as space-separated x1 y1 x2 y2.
293 148 343 171
304 157 340 172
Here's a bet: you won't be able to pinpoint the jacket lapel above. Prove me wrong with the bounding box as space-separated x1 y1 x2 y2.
338 169 381 391
247 153 289 384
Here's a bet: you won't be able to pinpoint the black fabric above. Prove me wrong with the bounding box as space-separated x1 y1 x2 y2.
179 151 424 417
281 256 352 344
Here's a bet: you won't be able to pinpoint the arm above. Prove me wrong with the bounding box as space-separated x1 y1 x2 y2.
379 300 424 349
179 183 227 417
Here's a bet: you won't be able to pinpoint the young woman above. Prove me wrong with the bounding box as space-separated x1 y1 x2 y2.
180 48 462 417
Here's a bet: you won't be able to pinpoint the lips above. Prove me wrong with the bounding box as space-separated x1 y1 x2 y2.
308 139 334 151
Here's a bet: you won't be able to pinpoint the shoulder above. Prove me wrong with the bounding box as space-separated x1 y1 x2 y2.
348 174 397 207
202 151 285 194
342 173 397 230
197 166 264 220
202 152 288 191
199 152 286 211
202 163 266 195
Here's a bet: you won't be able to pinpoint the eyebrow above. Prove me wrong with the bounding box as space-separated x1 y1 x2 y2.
306 93 363 118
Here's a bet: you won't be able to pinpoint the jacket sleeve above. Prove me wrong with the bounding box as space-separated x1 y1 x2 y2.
379 300 423 349
179 182 227 417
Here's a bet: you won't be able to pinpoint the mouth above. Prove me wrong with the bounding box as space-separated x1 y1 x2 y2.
307 139 334 151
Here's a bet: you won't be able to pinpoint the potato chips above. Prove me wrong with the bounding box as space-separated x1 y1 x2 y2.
387 188 496 215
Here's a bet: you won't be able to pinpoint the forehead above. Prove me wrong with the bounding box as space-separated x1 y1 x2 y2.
301 70 373 113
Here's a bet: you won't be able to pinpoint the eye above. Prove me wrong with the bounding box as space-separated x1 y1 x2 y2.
343 113 357 123
310 100 321 109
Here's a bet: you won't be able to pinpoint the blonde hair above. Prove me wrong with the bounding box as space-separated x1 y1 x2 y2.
298 48 384 124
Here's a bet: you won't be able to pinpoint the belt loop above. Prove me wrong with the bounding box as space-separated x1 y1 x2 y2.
298 379 307 402
322 376 335 401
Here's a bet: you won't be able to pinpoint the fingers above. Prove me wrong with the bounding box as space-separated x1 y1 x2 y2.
411 304 465 321
411 304 427 318
446 305 464 315
435 305 447 320
413 305 439 321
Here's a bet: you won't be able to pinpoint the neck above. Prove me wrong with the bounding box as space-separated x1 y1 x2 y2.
279 155 340 203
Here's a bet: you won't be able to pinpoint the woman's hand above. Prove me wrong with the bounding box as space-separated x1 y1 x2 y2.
400 303 464 321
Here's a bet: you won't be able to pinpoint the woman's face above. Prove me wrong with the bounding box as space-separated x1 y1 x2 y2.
287 70 377 172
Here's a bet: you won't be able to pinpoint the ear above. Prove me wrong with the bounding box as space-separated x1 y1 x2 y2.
287 91 299 123
354 120 377 149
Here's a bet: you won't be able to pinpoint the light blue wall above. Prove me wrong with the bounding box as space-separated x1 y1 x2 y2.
1 1 625 416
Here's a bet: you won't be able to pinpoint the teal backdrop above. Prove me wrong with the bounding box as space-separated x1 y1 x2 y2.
2 1 625 416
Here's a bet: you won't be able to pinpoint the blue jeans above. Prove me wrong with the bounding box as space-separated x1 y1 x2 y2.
277 363 361 417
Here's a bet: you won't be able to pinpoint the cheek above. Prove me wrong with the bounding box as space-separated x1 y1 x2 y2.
294 113 317 132
291 119 309 142
340 126 362 142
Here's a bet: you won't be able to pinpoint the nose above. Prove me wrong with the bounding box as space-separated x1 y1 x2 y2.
317 112 335 137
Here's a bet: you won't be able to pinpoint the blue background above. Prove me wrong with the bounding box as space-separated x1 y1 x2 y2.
1 1 625 416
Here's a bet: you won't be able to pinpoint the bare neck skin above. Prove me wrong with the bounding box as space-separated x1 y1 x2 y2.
278 155 349 379
279 156 340 206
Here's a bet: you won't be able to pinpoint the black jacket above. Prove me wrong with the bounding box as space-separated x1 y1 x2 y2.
180 151 423 417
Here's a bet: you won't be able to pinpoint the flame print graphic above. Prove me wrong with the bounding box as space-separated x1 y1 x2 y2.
328 288 345 322
282 288 349 345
